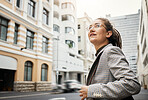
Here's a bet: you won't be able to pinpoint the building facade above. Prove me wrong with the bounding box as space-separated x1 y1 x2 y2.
137 0 148 89
108 12 140 74
52 0 84 84
0 0 53 91
77 13 95 84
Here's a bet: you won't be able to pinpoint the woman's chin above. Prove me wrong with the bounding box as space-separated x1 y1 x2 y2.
90 39 97 44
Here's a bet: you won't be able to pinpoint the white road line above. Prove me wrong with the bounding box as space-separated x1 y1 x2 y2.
0 93 50 99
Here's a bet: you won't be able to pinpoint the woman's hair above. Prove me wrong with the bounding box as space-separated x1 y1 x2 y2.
97 18 122 49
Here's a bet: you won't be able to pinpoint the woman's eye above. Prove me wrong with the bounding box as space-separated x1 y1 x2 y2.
96 24 100 27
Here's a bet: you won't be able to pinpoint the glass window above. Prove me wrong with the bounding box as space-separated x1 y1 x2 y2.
43 8 49 25
14 24 19 44
16 0 21 8
65 40 75 48
26 30 34 49
42 36 48 53
78 36 81 42
24 61 33 81
61 2 74 11
65 27 75 35
78 24 80 29
62 15 74 23
41 64 48 81
53 24 60 32
28 0 35 17
0 16 8 41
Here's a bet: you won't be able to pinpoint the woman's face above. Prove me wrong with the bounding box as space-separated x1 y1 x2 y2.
88 19 108 46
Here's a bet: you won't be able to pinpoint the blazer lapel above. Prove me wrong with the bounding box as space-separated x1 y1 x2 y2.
86 44 113 85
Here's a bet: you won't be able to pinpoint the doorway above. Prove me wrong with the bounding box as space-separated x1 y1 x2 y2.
0 69 15 91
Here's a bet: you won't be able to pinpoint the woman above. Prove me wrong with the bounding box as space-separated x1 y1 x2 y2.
79 18 141 100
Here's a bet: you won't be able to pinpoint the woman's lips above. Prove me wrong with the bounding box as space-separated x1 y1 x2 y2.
90 33 96 37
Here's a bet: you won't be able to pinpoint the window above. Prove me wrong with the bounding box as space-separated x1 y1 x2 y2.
28 0 35 17
54 11 59 19
41 64 48 81
78 36 81 42
24 61 33 81
7 0 11 2
65 40 75 48
43 8 49 25
53 24 60 32
42 36 48 53
62 2 74 11
16 0 21 8
14 24 19 44
65 27 75 35
0 16 8 41
62 15 74 23
78 24 80 29
26 30 34 49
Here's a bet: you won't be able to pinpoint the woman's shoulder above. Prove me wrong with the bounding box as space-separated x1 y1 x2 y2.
104 44 122 54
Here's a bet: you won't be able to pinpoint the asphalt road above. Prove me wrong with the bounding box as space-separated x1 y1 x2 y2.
0 88 147 100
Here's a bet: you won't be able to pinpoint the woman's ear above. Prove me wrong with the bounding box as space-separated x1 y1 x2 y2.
106 31 112 38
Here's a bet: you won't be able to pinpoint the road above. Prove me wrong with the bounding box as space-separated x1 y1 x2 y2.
0 88 147 100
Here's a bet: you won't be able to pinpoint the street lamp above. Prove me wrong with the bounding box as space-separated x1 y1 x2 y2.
53 36 60 84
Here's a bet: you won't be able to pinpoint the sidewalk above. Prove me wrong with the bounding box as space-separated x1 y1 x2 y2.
133 87 148 100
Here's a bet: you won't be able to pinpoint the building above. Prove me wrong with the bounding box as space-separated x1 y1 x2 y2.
0 0 53 91
52 0 85 84
137 0 148 89
77 13 95 83
108 12 140 74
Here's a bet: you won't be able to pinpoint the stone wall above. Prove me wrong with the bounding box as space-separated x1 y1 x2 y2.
14 81 35 92
35 82 51 91
14 81 52 92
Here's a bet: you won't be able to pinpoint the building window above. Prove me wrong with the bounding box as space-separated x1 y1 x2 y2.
62 15 74 23
78 24 80 29
7 0 11 2
54 11 59 19
42 36 48 53
14 24 19 44
65 27 75 35
26 30 34 49
62 2 74 11
78 36 81 42
28 0 35 17
43 8 49 25
65 40 75 48
16 0 21 8
24 61 33 81
0 16 8 41
53 24 60 32
41 64 48 81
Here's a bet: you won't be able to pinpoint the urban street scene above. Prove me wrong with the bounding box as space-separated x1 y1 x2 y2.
0 0 148 100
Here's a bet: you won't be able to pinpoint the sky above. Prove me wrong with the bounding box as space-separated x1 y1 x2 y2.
76 0 141 20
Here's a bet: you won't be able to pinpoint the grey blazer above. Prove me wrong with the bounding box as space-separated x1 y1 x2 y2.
86 44 141 100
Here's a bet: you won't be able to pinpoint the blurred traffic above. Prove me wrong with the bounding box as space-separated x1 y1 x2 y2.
52 80 82 93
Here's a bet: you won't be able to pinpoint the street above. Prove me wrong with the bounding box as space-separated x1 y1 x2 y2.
0 88 147 100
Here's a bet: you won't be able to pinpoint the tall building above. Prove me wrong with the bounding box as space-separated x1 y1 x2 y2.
0 0 53 91
137 0 148 89
52 0 84 84
108 12 140 74
77 13 95 83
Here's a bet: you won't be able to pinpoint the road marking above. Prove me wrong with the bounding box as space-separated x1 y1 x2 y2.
49 98 66 100
0 93 50 99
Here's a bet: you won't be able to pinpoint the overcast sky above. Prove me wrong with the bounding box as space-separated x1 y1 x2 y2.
76 0 141 19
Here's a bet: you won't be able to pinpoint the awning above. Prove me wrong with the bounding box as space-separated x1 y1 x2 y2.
0 55 17 70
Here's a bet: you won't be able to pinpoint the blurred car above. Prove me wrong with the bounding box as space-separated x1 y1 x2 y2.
51 83 63 93
61 80 82 92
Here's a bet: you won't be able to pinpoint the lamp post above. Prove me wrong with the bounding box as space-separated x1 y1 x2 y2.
53 36 59 84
